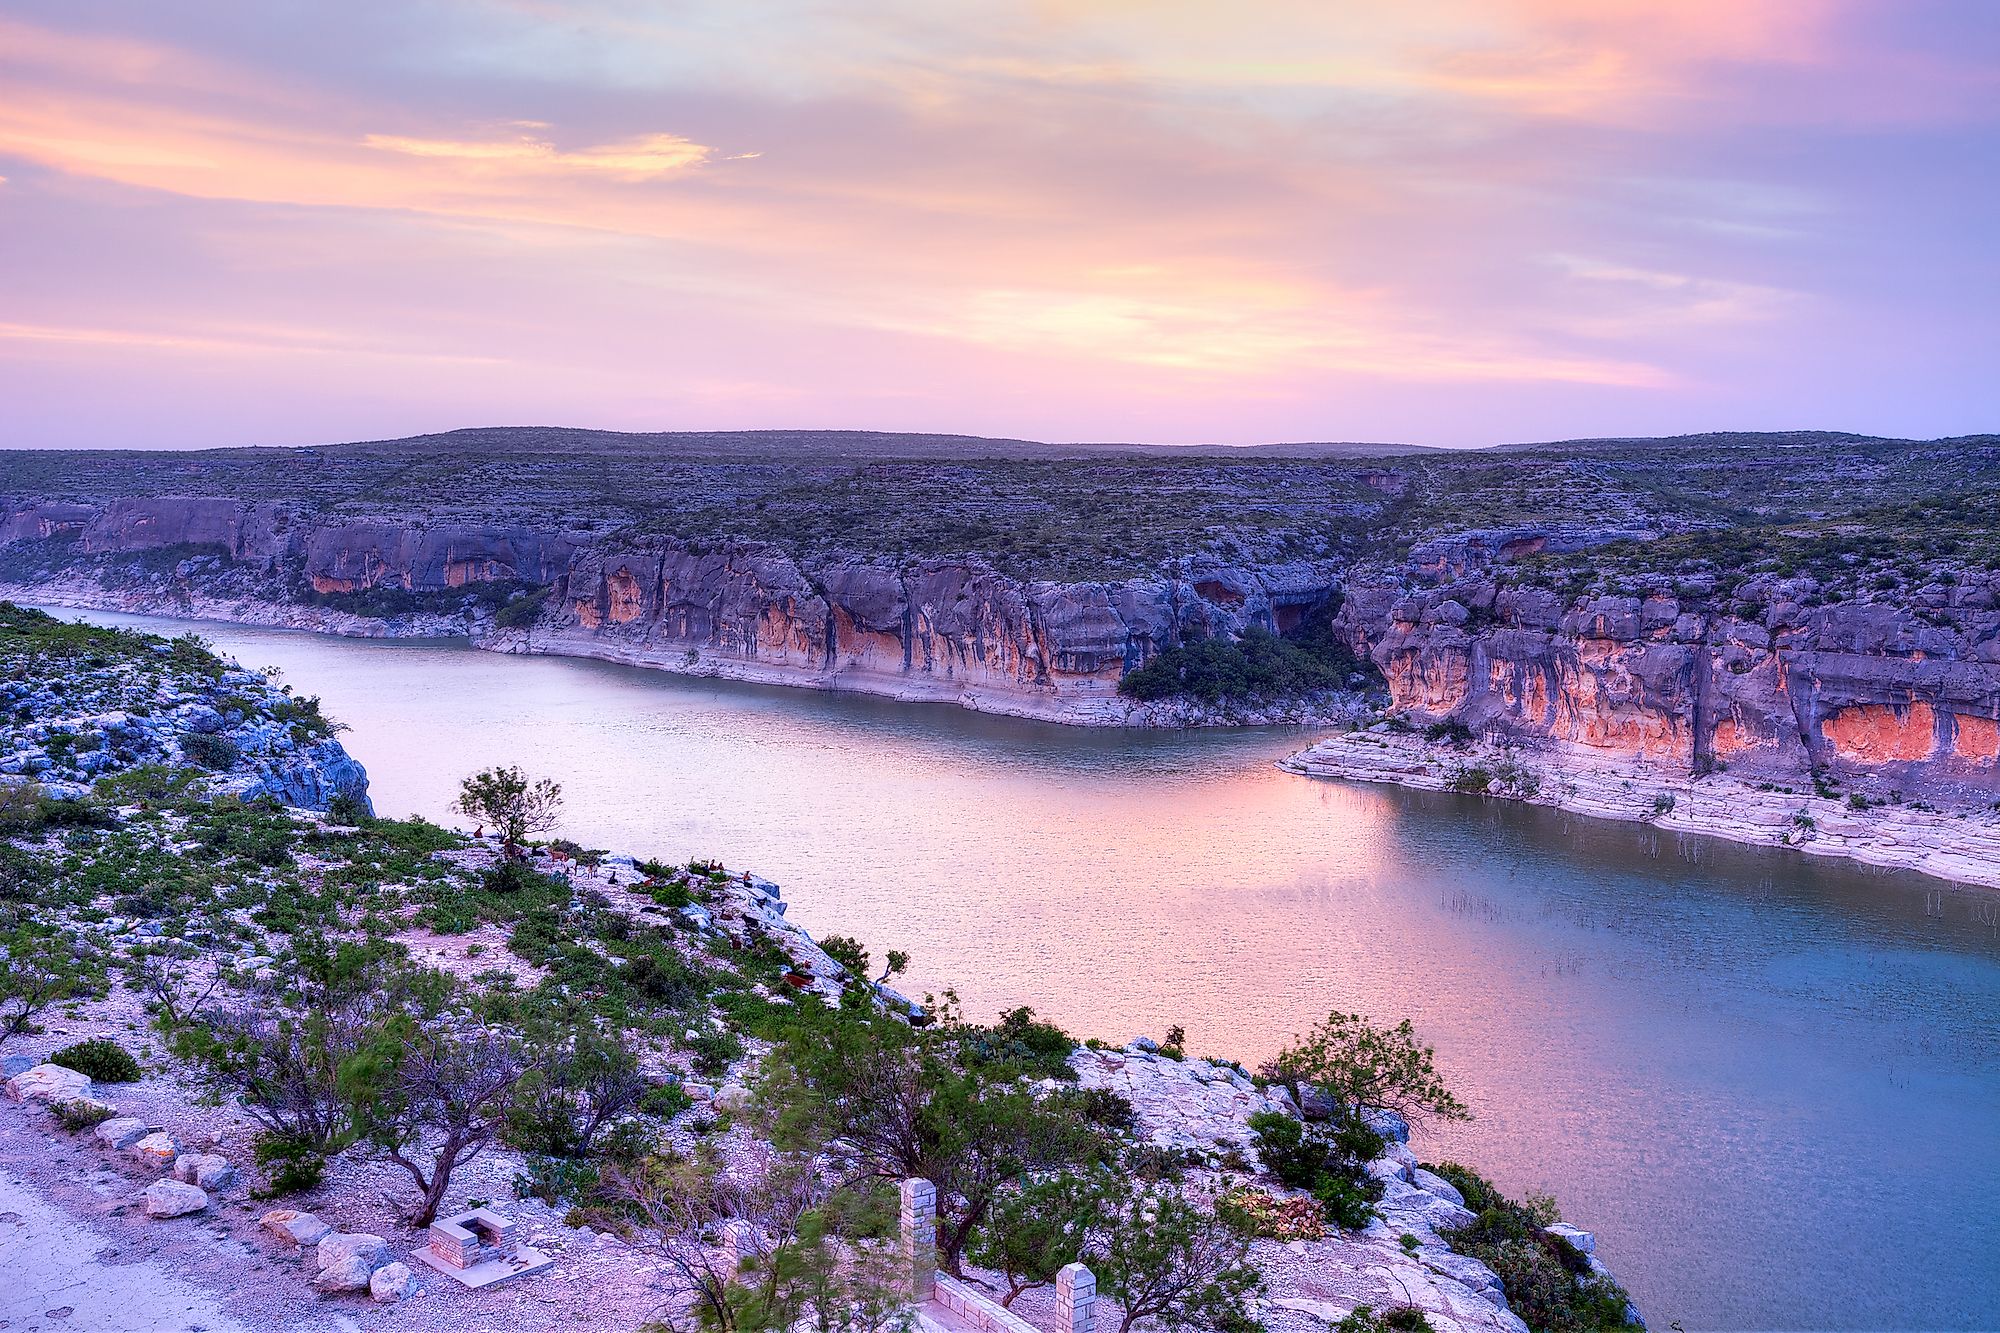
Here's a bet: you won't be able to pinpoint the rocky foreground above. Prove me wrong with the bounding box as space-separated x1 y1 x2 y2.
0 611 1638 1333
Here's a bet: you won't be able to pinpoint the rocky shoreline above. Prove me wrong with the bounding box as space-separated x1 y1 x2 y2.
1284 729 2000 890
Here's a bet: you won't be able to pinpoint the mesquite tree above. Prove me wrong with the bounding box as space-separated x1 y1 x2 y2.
1089 1183 1262 1333
455 765 563 859
361 1018 534 1226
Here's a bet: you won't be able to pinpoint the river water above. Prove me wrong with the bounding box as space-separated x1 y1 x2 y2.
40 607 2000 1332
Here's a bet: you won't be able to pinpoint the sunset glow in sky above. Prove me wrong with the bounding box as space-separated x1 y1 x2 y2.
2 2 1995 448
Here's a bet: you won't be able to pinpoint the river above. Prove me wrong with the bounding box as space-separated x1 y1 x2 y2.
39 607 2000 1332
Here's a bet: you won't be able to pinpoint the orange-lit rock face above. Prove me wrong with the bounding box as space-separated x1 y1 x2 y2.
446 557 516 588
1485 657 1552 726
1711 718 1766 758
310 574 358 594
1819 703 1937 764
574 598 600 629
606 569 644 624
1951 714 2000 765
1385 648 1470 714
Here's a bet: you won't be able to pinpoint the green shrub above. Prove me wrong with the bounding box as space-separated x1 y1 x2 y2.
1117 624 1373 704
182 732 241 770
1246 1109 1384 1230
53 1099 117 1132
955 1007 1077 1081
252 1131 327 1197
685 1026 744 1078
1423 719 1475 747
1335 1308 1435 1333
485 859 553 895
51 1038 141 1082
326 793 370 826
1428 1163 1640 1332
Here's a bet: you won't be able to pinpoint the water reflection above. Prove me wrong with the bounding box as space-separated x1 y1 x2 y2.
34 607 2000 1333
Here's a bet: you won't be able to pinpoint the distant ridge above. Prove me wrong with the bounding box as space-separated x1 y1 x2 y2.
326 425 1434 460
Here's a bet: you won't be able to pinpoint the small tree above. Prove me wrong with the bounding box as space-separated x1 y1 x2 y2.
358 1014 533 1226
0 926 86 1046
508 1022 649 1159
968 1169 1111 1306
1089 1182 1262 1333
596 1143 906 1333
759 1005 1108 1275
1264 1012 1469 1127
456 765 563 859
172 936 392 1176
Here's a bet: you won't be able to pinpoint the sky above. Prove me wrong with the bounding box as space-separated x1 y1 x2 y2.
1 1 1996 450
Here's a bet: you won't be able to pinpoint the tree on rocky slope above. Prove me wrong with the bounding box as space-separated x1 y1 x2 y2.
968 1168 1114 1306
757 1002 1109 1276
455 765 563 859
355 1000 536 1227
170 935 393 1184
1263 1011 1468 1128
0 924 87 1047
597 1142 908 1333
1089 1181 1262 1333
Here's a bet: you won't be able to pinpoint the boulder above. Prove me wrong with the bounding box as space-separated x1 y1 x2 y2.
173 1152 235 1190
713 1083 752 1113
259 1208 332 1249
0 1053 36 1078
1546 1222 1596 1255
143 1180 209 1218
6 1063 91 1104
129 1131 180 1169
1366 1157 1411 1185
1420 1249 1508 1306
1412 1167 1465 1206
93 1116 147 1150
369 1262 417 1303
316 1233 388 1292
1363 1107 1411 1143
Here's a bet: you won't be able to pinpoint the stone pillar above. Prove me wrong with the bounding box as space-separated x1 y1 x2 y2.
900 1177 937 1300
1057 1262 1096 1333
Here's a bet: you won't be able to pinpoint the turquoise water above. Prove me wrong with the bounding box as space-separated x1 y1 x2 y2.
44 607 2000 1332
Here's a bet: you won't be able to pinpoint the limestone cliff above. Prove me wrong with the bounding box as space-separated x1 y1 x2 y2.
0 498 1338 725
9 492 2000 804
1335 566 2000 803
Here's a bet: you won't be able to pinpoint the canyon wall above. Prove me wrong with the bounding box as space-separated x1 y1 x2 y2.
10 495 2000 800
1337 574 2000 802
0 498 1337 724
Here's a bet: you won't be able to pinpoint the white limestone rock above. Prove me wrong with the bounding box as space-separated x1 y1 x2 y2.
259 1208 332 1248
1412 1166 1466 1206
7 1063 91 1104
143 1179 209 1218
93 1116 147 1150
370 1262 416 1303
173 1152 235 1190
128 1131 180 1170
1546 1222 1596 1254
316 1232 388 1291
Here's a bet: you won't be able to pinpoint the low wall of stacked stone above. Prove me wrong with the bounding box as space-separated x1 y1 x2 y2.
935 1276 1044 1333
